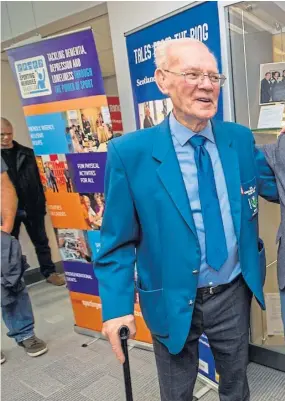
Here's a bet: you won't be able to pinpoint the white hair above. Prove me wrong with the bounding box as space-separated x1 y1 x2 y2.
154 38 217 69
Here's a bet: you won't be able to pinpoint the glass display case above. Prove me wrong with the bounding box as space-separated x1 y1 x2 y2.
225 1 285 371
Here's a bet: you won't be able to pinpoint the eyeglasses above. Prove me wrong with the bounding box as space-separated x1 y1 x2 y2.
163 69 227 87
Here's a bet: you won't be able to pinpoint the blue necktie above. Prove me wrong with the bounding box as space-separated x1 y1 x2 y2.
189 135 228 271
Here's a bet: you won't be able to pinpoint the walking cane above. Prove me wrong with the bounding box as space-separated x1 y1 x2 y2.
119 326 134 401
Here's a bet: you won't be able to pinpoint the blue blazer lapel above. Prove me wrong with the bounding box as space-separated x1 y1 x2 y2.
211 120 241 240
152 118 197 237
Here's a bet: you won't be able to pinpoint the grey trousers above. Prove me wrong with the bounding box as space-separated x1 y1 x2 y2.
153 276 252 401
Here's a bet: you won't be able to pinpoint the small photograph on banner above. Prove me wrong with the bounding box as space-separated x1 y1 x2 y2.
66 153 106 193
64 262 99 296
36 154 74 193
139 98 173 129
55 228 91 263
26 107 114 155
46 192 89 229
66 107 114 153
79 192 105 230
86 230 101 261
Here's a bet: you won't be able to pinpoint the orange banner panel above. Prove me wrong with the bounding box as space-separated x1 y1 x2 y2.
134 303 152 344
45 192 89 229
23 95 108 116
69 292 152 344
70 293 103 332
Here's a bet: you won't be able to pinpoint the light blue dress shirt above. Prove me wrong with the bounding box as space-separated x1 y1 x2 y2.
169 113 241 288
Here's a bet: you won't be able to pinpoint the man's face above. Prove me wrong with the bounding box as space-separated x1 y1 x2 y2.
265 73 271 81
1 123 14 149
156 43 220 122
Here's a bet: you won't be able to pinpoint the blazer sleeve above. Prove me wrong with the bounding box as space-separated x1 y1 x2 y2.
254 141 278 202
94 140 139 322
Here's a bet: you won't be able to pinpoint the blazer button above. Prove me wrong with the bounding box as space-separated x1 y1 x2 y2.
192 270 199 274
189 300 194 306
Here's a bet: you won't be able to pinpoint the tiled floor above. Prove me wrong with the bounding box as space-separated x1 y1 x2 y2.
1 282 285 401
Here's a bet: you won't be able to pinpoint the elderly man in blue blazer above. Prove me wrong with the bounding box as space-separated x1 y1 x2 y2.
94 38 278 401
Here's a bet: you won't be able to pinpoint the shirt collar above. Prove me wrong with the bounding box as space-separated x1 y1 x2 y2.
169 112 214 147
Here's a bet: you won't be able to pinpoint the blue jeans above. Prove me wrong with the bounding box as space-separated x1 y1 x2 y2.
1 286 35 343
280 289 285 334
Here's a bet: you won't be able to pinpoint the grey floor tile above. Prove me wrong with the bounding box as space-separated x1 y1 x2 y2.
19 369 64 397
248 363 285 400
45 368 106 401
43 355 86 385
81 374 125 401
47 392 90 401
1 378 36 401
7 391 45 401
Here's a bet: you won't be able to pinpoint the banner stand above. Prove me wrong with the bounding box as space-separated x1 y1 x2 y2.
74 326 218 399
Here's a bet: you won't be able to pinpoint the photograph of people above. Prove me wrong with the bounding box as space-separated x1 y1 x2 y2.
264 127 285 335
80 193 105 230
93 193 105 228
70 125 82 153
96 113 113 144
143 104 155 128
81 114 91 136
44 162 58 193
260 62 285 104
56 229 91 263
80 194 96 230
40 155 73 193
260 72 272 104
75 125 84 147
65 127 74 153
63 162 72 193
65 108 113 152
271 71 284 102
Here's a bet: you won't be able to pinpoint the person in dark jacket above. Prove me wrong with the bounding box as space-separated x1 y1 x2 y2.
1 157 48 363
260 72 272 104
1 118 65 286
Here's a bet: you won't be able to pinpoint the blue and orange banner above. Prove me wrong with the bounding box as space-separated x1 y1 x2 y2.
6 29 134 338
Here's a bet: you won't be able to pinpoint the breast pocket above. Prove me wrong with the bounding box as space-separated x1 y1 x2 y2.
241 177 258 220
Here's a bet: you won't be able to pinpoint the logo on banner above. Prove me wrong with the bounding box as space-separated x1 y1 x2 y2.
15 56 52 98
